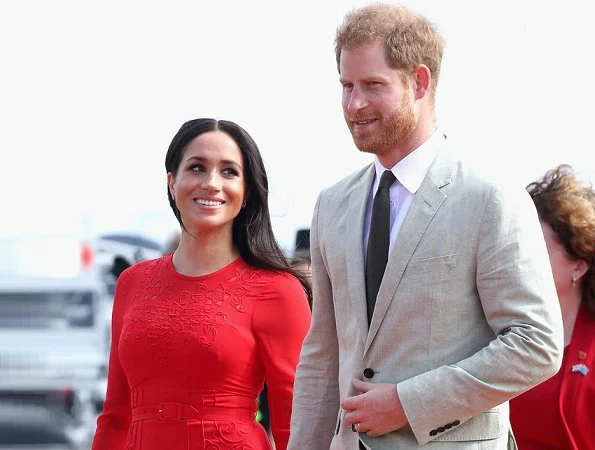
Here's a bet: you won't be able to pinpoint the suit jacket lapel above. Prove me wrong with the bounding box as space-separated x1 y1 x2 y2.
365 149 456 352
346 164 375 347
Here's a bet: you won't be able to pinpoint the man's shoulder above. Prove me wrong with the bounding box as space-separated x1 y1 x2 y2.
436 148 523 195
429 149 535 224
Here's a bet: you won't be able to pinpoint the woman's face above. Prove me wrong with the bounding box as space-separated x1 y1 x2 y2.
168 131 246 235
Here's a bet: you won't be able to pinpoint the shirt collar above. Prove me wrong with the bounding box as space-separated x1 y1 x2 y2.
373 128 444 194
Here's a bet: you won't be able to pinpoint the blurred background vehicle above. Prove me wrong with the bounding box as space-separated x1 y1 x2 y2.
0 235 109 449
94 232 164 296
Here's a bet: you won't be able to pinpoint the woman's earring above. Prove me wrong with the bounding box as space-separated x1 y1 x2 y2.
572 276 576 287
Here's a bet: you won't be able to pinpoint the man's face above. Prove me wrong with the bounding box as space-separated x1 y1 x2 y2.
339 42 417 156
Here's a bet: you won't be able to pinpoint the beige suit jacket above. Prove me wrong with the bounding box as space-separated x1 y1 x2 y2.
288 145 563 449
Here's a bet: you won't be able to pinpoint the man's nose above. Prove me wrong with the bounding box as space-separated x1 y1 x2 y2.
345 86 367 113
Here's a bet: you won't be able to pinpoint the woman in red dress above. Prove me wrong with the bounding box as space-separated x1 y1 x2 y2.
91 118 312 450
510 164 595 449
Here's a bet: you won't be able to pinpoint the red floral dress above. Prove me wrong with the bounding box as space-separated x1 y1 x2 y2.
92 254 311 450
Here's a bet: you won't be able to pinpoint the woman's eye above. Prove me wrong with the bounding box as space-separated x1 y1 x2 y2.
189 164 205 172
223 167 240 176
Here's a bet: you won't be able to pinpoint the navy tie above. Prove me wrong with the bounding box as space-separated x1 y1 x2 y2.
366 170 396 325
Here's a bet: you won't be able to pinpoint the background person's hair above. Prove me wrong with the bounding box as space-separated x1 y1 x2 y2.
334 2 444 101
293 228 311 262
165 118 312 302
527 164 595 315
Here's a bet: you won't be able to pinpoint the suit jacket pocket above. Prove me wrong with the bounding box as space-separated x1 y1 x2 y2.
406 254 457 274
434 409 502 442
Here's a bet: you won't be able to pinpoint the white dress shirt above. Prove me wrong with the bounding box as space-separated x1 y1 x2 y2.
364 129 445 260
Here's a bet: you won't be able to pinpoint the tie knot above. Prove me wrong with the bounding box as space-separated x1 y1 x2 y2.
378 170 396 189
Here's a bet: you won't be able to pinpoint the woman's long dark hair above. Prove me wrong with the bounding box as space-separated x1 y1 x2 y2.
165 118 312 303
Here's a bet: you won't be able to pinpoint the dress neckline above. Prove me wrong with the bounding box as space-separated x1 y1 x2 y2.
165 252 245 280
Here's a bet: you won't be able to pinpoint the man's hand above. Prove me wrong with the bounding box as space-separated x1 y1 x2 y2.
341 378 408 437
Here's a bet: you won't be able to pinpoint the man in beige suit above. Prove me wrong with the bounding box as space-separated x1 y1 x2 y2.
288 3 564 449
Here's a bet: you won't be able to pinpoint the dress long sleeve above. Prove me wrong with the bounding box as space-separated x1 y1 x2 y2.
91 268 133 450
252 273 311 450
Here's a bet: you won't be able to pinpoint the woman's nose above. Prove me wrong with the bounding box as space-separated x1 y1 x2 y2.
201 170 221 191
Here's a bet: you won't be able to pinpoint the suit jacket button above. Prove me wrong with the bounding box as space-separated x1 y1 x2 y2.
429 429 438 436
437 426 445 433
452 420 460 427
363 368 375 379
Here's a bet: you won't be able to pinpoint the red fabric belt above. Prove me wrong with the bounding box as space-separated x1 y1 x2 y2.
131 402 256 422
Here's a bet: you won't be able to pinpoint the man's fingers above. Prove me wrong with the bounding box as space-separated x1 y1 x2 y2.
341 393 363 410
353 378 372 393
351 422 367 433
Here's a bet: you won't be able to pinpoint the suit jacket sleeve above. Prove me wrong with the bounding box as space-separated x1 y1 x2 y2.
288 194 341 450
397 181 564 445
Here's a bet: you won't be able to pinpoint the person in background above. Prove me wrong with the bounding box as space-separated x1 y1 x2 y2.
288 3 564 449
292 228 312 281
510 164 595 450
92 118 312 450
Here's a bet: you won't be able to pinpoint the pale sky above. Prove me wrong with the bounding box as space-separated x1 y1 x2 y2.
1 0 594 253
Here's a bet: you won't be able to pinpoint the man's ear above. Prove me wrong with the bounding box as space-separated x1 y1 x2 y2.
413 64 431 100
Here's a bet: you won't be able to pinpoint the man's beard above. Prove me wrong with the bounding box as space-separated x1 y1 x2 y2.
347 97 417 155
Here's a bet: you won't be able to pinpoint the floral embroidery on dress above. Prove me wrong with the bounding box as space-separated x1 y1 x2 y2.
203 420 254 450
122 260 265 367
225 267 265 313
216 421 251 443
